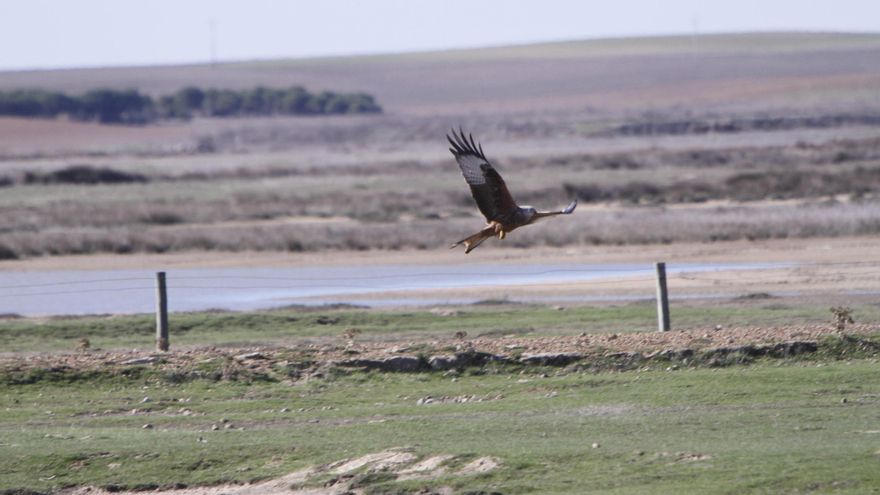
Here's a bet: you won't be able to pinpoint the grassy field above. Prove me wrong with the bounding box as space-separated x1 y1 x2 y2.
4 32 880 493
2 343 879 494
2 265 879 494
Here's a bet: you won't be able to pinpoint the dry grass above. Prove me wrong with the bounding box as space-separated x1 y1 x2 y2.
2 197 879 259
3 130 880 259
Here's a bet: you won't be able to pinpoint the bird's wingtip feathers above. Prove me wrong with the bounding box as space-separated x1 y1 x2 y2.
446 128 485 159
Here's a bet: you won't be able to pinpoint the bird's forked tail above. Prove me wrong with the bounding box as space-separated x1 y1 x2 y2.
450 225 496 254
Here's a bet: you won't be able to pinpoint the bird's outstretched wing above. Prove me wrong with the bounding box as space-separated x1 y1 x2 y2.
533 200 578 219
447 128 518 222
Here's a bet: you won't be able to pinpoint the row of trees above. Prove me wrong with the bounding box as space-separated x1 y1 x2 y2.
0 86 382 124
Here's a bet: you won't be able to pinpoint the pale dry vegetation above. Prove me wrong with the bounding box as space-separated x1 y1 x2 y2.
2 127 880 259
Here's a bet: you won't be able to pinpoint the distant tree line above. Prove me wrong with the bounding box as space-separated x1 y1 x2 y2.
156 86 382 119
0 86 382 124
0 89 153 124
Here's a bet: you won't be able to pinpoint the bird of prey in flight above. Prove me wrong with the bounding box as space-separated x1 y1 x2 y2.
447 129 577 253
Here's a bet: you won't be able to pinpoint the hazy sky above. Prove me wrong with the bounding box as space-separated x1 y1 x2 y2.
2 0 879 71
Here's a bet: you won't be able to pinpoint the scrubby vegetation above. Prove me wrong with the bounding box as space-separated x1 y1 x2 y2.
612 113 880 137
0 86 382 124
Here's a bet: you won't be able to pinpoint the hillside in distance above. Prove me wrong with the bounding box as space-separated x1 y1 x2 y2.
2 32 880 117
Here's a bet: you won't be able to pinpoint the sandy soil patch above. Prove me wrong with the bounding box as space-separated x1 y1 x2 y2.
458 457 501 475
328 450 417 475
59 449 496 495
397 454 456 478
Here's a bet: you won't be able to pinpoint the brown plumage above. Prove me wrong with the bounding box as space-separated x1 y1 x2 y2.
447 129 577 253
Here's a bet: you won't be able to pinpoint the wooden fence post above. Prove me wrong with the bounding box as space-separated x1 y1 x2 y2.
156 272 169 351
655 262 671 332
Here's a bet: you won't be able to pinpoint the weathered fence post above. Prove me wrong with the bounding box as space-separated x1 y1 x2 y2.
655 262 671 332
156 272 169 351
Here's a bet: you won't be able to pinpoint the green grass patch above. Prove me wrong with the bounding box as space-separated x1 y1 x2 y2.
2 356 880 493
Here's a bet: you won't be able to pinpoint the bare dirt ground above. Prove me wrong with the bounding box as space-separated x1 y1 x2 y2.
5 322 876 377
0 117 190 155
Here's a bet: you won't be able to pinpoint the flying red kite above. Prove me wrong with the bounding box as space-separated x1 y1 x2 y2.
447 129 577 253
